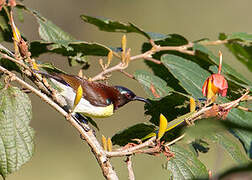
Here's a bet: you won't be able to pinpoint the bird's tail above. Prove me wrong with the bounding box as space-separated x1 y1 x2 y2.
33 70 68 85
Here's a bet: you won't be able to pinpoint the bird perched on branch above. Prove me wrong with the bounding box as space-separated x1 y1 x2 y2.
37 71 149 118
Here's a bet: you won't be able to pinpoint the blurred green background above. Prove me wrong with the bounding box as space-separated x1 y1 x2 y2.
8 0 252 179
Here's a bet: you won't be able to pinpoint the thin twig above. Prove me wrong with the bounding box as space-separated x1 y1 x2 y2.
165 134 185 146
106 137 156 157
125 156 135 180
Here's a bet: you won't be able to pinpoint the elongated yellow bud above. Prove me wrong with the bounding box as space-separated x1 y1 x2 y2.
190 97 196 112
121 35 127 63
101 135 107 151
121 35 127 53
73 85 83 110
107 137 112 152
106 50 113 68
157 114 168 140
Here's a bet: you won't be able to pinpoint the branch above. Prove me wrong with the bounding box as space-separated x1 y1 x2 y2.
106 137 156 157
92 39 228 81
125 156 135 180
187 90 251 123
0 65 119 180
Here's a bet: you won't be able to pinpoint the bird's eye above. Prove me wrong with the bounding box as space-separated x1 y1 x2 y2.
125 93 131 98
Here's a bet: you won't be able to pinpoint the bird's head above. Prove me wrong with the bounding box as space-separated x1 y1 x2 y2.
113 86 149 109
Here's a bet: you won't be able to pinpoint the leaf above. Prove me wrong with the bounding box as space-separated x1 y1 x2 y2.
220 32 252 41
0 8 13 42
26 10 110 67
161 54 210 99
163 145 208 180
160 53 252 158
208 132 249 164
29 40 111 57
227 108 252 158
219 33 252 72
80 14 150 39
80 14 171 41
134 70 173 100
35 11 75 46
145 93 188 126
0 86 34 178
141 34 190 93
111 123 155 146
184 119 249 163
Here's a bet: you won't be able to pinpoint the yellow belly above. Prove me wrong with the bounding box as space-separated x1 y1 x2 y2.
74 103 114 118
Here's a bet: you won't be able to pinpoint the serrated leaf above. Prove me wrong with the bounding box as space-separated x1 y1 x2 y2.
34 11 75 46
163 145 208 179
134 70 173 100
0 86 34 178
161 54 210 98
111 123 155 146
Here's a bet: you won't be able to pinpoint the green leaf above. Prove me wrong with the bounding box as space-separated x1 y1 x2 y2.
111 123 155 146
219 33 252 72
80 14 151 39
0 86 34 178
163 145 208 180
161 54 210 98
134 70 173 100
208 132 249 164
227 109 252 158
34 11 75 46
145 93 188 126
220 32 252 41
80 14 170 41
184 119 249 163
160 53 252 158
142 34 192 94
28 11 111 67
30 40 111 57
0 8 13 42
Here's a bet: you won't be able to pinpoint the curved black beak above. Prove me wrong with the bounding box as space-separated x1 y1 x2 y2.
133 96 150 104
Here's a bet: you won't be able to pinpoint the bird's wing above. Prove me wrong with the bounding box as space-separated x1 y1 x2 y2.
58 74 119 107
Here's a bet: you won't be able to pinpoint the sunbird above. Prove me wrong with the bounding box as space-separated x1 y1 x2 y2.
38 72 149 118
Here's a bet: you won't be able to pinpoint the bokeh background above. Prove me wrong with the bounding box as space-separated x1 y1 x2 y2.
8 0 252 179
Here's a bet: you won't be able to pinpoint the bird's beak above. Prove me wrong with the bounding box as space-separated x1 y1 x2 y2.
133 96 150 104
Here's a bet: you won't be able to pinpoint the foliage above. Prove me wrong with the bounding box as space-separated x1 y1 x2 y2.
0 1 251 180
